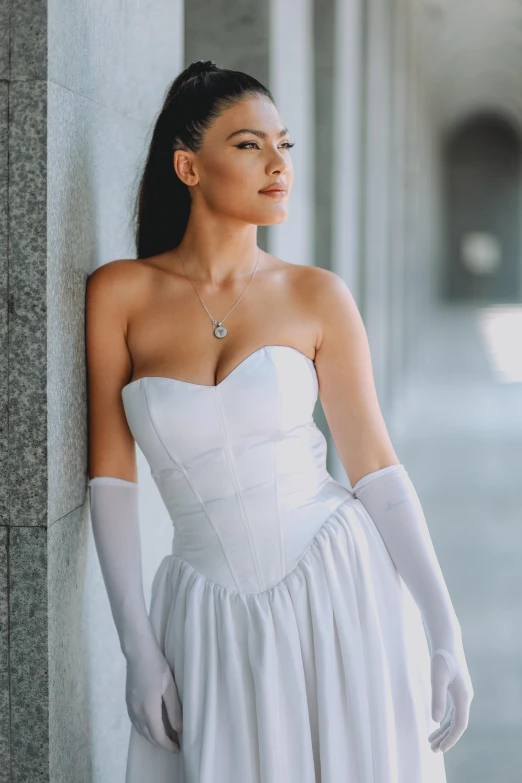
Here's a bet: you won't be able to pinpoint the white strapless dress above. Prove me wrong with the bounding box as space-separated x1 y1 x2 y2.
121 344 446 783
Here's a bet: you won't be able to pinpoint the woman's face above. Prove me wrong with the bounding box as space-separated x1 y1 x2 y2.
174 94 294 226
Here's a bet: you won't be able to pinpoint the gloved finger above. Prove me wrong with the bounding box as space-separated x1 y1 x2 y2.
141 723 157 747
430 714 454 751
428 705 454 742
162 675 183 733
438 692 471 752
148 708 180 753
161 698 181 743
137 713 171 752
430 655 452 721
439 728 459 752
431 681 448 723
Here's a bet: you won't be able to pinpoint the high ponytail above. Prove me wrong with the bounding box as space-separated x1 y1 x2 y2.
133 60 273 259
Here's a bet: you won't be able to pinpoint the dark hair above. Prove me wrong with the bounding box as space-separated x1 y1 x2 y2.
133 60 274 259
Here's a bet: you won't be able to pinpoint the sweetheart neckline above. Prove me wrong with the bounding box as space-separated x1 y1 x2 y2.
121 344 316 394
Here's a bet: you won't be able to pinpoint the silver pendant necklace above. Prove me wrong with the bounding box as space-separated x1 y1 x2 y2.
177 247 261 338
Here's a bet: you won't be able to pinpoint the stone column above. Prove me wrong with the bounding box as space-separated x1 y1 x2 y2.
360 0 394 414
327 0 365 483
1 0 48 780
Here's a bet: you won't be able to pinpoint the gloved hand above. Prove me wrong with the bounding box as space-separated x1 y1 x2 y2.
352 463 474 754
88 475 182 752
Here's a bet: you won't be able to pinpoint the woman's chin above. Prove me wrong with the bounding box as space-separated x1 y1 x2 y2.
255 207 290 226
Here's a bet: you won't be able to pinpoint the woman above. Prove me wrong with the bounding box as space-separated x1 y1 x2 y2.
86 60 473 782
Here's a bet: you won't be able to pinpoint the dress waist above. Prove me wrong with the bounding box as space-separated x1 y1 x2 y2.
162 474 354 593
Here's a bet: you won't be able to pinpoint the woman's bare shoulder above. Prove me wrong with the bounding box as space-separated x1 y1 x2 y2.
86 257 158 319
279 259 346 305
276 256 339 283
87 257 148 288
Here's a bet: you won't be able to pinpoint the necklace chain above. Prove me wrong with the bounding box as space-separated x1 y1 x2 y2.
177 247 261 338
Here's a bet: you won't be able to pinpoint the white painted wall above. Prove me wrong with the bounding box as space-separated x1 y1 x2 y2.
47 2 184 780
360 0 394 412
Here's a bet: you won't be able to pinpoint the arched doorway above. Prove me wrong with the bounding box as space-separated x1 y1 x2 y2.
441 112 522 303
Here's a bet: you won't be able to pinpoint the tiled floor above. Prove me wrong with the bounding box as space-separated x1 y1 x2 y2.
388 301 522 782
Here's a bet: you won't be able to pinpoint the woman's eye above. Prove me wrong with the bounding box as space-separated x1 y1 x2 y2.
236 141 295 150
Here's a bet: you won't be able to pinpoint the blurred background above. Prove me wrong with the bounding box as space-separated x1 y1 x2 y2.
1 0 521 781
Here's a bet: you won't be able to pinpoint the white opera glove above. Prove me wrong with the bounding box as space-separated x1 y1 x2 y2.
88 476 182 752
352 464 474 754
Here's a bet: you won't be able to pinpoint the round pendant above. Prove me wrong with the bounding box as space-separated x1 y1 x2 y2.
214 324 228 338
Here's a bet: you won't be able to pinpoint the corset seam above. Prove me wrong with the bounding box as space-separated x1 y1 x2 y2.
274 371 285 582
212 386 266 592
274 438 285 583
141 379 244 592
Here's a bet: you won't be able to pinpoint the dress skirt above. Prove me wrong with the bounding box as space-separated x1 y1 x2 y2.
125 496 447 783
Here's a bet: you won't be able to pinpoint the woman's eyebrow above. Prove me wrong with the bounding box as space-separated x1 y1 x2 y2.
225 127 290 141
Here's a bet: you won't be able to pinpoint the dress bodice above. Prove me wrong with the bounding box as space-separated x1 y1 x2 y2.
121 344 353 593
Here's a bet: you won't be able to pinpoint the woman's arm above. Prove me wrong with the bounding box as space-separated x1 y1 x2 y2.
86 260 137 483
310 268 474 753
86 262 182 752
311 269 400 486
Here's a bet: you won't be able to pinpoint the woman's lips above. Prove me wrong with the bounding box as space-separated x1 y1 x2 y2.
259 189 287 198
